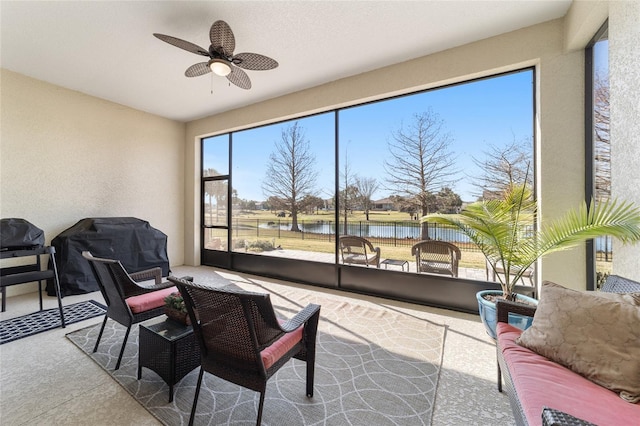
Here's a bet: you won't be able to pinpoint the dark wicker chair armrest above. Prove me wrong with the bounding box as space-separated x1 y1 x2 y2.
280 303 321 332
542 407 596 426
135 275 191 293
601 274 640 293
134 280 176 292
496 299 537 324
130 267 163 284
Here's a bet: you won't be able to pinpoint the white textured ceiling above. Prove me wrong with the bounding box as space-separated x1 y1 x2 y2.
1 1 571 122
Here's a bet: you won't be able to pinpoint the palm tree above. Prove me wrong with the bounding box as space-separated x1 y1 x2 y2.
421 184 640 300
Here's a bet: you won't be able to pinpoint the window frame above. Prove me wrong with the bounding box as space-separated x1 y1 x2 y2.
584 20 609 291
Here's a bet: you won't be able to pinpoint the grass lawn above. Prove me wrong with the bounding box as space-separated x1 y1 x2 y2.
225 209 487 269
216 209 612 273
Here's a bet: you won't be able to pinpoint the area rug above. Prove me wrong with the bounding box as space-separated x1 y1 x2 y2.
67 280 445 426
0 300 105 345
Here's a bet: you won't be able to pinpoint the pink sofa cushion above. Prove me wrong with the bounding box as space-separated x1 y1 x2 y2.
126 286 177 313
497 322 640 426
261 325 303 369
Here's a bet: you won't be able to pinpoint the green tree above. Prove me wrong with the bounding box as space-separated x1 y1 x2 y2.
300 195 325 214
265 196 286 214
435 187 462 213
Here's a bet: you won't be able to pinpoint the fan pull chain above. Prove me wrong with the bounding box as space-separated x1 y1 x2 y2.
210 73 214 95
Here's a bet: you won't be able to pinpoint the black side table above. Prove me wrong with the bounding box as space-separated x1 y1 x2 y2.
138 317 200 402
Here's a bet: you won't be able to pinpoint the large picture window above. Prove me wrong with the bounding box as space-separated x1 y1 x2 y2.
231 113 335 261
201 69 534 285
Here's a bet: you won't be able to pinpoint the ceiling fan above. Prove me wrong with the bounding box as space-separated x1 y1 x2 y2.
154 20 278 90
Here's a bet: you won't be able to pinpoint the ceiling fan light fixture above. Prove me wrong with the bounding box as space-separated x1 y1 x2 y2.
209 59 231 76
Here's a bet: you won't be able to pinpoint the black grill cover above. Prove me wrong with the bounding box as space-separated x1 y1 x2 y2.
48 217 170 296
0 218 45 251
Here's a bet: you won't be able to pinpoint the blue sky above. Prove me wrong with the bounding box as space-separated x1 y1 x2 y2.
204 69 534 203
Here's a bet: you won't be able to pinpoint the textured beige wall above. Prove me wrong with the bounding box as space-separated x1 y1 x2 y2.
5 3 628 293
609 0 640 281
185 18 591 289
564 0 608 51
1 70 186 295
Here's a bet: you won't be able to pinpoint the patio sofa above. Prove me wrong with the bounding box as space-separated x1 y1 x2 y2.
496 277 640 426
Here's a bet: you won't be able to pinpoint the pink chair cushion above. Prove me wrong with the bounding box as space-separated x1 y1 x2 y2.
126 286 177 314
261 324 304 369
497 322 640 426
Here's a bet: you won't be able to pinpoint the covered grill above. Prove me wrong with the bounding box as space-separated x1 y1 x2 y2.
48 217 170 296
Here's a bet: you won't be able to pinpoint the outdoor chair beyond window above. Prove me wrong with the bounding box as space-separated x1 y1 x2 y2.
82 251 178 370
167 276 321 426
411 240 461 277
485 258 534 286
339 235 381 267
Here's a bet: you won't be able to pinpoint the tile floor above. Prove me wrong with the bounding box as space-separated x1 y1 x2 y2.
0 265 513 425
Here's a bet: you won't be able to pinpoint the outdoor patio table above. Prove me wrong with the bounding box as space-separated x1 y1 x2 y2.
381 258 409 271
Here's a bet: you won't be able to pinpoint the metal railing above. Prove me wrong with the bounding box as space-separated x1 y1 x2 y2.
232 218 614 261
233 218 481 252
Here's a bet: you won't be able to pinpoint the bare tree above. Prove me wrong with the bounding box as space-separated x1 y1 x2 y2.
470 138 533 200
384 109 459 238
262 122 318 232
594 72 610 202
339 148 359 235
355 177 379 221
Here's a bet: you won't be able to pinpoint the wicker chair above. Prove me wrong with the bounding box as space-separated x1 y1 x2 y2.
600 274 640 293
486 257 535 286
339 235 381 267
168 276 321 426
411 240 461 277
82 251 178 370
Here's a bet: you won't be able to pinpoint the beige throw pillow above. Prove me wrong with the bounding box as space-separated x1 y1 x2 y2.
516 281 640 403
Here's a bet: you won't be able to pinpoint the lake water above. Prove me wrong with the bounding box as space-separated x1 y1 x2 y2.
260 221 472 242
258 220 612 251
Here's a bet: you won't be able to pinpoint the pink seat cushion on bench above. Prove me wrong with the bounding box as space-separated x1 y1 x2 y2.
261 325 303 369
126 286 177 313
497 323 640 426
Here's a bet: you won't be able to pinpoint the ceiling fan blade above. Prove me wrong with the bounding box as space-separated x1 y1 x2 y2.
226 66 251 90
153 33 209 57
185 62 211 77
233 53 279 71
210 20 235 57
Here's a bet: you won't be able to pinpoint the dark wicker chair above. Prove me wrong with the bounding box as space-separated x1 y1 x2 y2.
600 274 640 293
339 235 381 267
82 251 177 370
168 276 321 426
411 240 461 277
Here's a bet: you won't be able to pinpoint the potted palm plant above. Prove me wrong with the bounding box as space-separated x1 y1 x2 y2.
421 183 640 339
